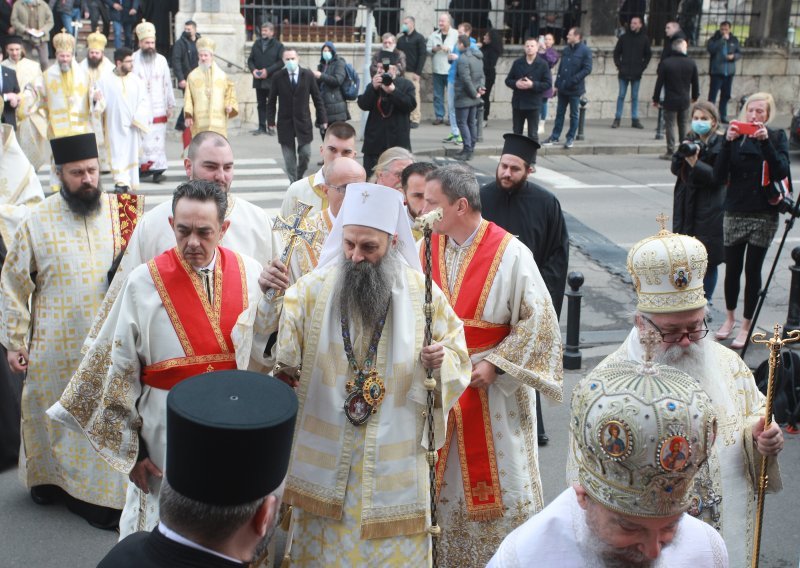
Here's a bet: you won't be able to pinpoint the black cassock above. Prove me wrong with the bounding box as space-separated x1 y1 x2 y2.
480 180 569 318
97 527 247 568
0 232 23 471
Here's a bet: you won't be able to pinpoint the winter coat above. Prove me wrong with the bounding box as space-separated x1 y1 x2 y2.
171 31 199 84
357 76 416 155
247 36 285 90
715 127 791 215
104 0 138 23
540 46 560 99
426 27 459 75
267 67 327 147
653 51 699 111
11 1 54 45
481 43 501 84
317 42 349 123
50 0 87 14
613 27 651 81
454 47 484 108
707 31 741 77
397 30 427 75
671 132 725 266
505 55 551 110
554 41 592 97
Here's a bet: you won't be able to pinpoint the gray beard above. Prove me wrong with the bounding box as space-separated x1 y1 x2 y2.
199 62 212 71
59 62 71 73
336 249 399 332
141 49 156 62
580 504 662 568
655 340 706 380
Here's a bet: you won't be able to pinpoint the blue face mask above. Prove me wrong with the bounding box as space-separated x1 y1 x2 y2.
285 60 298 73
322 51 332 62
400 24 409 34
691 120 712 135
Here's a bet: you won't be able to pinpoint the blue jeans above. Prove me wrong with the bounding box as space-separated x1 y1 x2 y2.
112 20 134 49
540 98 549 120
57 9 81 37
456 106 478 151
708 74 734 121
432 74 448 120
615 78 640 120
550 93 581 141
446 82 459 136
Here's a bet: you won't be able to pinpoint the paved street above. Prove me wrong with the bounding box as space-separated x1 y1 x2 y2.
2 118 799 566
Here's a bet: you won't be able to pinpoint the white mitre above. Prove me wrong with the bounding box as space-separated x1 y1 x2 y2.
316 182 422 271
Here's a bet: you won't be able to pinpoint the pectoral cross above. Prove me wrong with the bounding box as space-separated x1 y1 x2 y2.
361 190 370 203
639 327 661 372
656 212 670 233
706 489 722 523
266 201 318 301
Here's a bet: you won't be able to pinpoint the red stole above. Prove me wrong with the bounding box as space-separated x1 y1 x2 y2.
420 220 513 521
109 193 145 258
141 247 248 390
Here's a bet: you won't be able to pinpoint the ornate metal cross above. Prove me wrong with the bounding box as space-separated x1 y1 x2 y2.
266 201 318 301
656 212 670 233
361 189 370 203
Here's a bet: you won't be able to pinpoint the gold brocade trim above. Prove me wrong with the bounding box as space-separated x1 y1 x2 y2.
375 470 415 492
174 247 229 353
322 208 333 231
284 485 344 520
302 414 342 441
295 444 337 469
516 388 544 512
148 255 194 356
378 439 415 461
360 513 426 540
435 410 457 500
234 251 249 312
475 232 513 318
143 353 236 372
309 174 329 210
442 220 490 304
109 194 123 259
461 319 509 355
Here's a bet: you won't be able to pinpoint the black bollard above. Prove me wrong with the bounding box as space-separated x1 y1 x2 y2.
576 96 588 141
654 98 665 140
563 271 584 370
785 247 800 334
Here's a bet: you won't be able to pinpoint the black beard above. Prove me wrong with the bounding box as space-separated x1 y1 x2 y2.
60 180 103 215
495 171 527 193
141 48 156 61
337 249 397 332
87 57 102 69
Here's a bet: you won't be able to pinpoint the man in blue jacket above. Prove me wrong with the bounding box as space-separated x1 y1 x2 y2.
542 27 592 149
706 21 741 124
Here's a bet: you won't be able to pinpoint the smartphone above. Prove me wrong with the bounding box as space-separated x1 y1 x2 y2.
731 120 759 136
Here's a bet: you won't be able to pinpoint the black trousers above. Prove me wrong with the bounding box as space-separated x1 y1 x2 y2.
255 87 270 130
512 107 540 164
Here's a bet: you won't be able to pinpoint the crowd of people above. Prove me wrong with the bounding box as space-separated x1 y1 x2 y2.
0 5 792 568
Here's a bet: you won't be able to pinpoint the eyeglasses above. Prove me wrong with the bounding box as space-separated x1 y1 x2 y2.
641 315 709 343
325 183 347 193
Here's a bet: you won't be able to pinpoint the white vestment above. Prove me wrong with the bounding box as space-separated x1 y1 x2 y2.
273 262 470 564
487 488 729 568
279 169 326 219
2 57 49 170
49 248 267 537
0 193 132 508
85 195 276 350
96 71 151 188
0 124 44 244
132 51 174 172
80 56 114 172
567 329 782 568
420 221 564 566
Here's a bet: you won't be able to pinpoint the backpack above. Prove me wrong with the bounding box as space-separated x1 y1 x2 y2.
755 348 800 426
340 60 360 101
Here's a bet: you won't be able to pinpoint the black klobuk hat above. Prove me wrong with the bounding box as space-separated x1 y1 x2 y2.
50 133 98 165
501 133 541 164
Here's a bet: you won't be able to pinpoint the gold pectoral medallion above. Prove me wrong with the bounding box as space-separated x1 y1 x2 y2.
344 370 385 426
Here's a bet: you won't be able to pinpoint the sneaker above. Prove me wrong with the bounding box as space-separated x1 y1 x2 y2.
611 118 620 129
564 138 574 149
433 118 444 125
542 137 557 146
631 119 644 129
483 120 489 128
442 134 458 143
453 135 463 145
251 128 266 135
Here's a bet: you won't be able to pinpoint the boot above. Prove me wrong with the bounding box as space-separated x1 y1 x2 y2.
632 119 644 129
611 118 620 128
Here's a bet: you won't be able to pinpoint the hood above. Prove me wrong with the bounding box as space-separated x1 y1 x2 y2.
321 41 337 58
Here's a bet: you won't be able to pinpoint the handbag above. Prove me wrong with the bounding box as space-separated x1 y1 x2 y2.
762 160 793 206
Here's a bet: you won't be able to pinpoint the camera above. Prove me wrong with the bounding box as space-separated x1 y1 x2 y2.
676 140 704 158
381 73 393 86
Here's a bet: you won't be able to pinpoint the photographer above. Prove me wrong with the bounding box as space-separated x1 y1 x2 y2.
671 101 725 301
713 92 790 348
357 52 416 179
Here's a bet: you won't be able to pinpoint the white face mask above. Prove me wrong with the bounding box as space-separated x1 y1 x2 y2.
284 60 298 73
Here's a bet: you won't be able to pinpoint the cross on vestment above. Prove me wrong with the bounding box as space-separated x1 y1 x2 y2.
472 481 494 502
266 200 318 301
361 190 370 203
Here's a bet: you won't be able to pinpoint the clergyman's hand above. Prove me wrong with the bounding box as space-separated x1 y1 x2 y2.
129 457 162 494
753 417 784 457
469 359 498 390
421 343 445 370
259 258 290 293
7 347 28 373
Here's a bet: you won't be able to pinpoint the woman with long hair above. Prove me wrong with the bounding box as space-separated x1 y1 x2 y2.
480 28 504 125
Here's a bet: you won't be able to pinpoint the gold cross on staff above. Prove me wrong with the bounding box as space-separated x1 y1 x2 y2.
361 190 370 203
656 212 670 233
266 201 318 301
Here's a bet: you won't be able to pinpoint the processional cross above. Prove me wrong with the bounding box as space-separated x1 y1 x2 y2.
266 201 318 301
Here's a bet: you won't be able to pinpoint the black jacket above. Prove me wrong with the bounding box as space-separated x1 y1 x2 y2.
659 30 687 64
171 31 199 84
396 30 427 75
707 31 741 77
317 45 349 123
104 0 139 23
613 28 651 80
247 36 284 90
357 76 416 155
554 41 592 97
715 127 790 215
653 51 698 111
505 55 551 110
1 66 19 128
267 67 327 147
671 133 725 266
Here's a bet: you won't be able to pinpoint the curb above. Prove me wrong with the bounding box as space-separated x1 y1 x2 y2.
414 142 668 159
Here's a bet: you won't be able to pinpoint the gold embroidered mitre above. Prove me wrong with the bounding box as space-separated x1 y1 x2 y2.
571 359 717 517
196 37 216 54
86 27 107 50
627 218 708 314
135 19 156 41
53 28 76 54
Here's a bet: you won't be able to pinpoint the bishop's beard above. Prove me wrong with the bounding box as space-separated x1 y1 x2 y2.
60 179 103 216
655 339 706 379
87 56 102 69
141 48 156 62
336 249 399 332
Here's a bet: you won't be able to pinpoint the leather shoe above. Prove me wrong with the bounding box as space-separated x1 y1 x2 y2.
538 434 549 446
251 128 266 135
266 127 275 136
30 485 59 505
632 119 644 129
410 122 419 129
432 118 444 125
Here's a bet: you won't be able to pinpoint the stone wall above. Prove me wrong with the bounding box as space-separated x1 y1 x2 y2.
226 41 800 126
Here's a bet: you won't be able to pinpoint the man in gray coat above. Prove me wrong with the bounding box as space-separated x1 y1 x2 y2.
454 35 484 161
